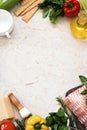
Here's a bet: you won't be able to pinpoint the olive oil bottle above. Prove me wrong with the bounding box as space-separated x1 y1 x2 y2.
70 11 87 38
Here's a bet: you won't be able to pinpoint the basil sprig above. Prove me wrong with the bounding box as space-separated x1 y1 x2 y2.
38 0 65 24
79 75 87 95
45 97 74 130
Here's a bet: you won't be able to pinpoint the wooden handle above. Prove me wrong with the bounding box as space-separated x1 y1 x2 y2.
8 93 24 111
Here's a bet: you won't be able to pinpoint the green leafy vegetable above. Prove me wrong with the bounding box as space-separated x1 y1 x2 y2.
43 7 49 18
56 97 74 127
79 75 87 96
79 75 87 87
79 75 87 103
81 89 87 95
58 125 68 130
45 97 74 130
38 0 65 24
57 107 65 117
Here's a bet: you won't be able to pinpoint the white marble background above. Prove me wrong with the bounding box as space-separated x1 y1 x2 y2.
0 10 87 119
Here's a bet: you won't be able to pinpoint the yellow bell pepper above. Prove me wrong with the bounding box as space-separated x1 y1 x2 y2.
25 115 48 130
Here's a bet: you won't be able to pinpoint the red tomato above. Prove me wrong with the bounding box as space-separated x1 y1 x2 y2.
0 119 16 130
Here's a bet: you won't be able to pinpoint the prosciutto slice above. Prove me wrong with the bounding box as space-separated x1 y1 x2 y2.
64 85 87 129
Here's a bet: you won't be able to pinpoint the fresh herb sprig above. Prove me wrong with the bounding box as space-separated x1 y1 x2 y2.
56 97 74 127
45 97 75 130
79 75 87 95
38 0 65 24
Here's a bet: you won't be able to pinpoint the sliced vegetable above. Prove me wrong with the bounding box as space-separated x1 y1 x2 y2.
0 0 21 10
63 0 80 17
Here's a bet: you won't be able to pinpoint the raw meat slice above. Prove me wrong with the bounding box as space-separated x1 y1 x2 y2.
64 85 87 129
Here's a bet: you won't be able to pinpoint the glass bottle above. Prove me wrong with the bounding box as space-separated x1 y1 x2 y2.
70 11 87 38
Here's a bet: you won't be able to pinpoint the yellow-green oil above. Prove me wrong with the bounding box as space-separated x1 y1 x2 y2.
70 11 87 38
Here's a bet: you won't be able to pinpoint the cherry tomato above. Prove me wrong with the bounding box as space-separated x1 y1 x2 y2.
0 119 16 130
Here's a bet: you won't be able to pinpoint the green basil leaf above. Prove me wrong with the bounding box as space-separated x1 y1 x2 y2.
53 124 58 130
61 116 68 124
81 89 87 95
49 9 58 23
38 1 48 9
50 0 60 4
59 0 64 5
43 7 49 18
50 8 62 17
38 0 65 24
55 9 63 16
52 116 61 124
49 16 57 24
58 125 68 130
79 75 87 87
57 108 65 117
45 116 54 126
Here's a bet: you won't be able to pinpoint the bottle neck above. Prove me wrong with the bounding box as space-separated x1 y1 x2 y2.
77 11 87 27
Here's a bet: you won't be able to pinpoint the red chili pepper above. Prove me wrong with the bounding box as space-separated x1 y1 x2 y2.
63 0 80 17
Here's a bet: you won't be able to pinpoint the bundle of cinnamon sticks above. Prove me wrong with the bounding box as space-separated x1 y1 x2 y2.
14 0 43 22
